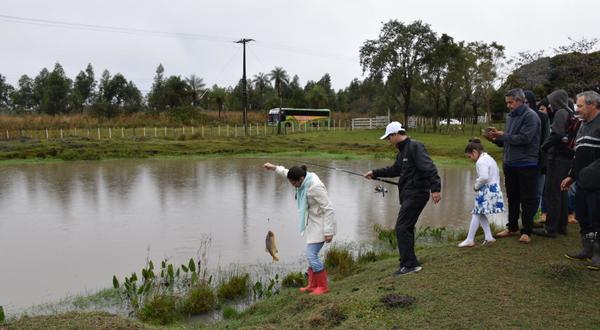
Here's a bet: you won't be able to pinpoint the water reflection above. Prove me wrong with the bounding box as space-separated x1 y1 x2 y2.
0 158 505 313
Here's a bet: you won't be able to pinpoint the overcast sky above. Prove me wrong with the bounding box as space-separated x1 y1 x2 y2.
1 0 598 93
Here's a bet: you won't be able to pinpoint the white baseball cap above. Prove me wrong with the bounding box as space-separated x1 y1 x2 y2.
380 121 405 140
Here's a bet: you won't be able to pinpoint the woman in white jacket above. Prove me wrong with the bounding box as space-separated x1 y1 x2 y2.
458 139 505 247
263 162 336 295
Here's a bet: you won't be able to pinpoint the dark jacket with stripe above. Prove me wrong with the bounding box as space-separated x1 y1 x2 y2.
372 138 441 201
571 113 600 190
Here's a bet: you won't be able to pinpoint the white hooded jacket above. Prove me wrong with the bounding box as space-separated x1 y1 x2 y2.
275 166 336 244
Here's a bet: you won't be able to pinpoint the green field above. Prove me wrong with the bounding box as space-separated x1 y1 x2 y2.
0 128 502 167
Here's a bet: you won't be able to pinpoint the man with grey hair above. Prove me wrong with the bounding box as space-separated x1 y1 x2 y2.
484 88 541 244
561 90 600 270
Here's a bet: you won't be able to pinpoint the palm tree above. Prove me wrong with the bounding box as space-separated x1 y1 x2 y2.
268 67 289 104
185 74 206 107
268 67 289 134
252 72 271 97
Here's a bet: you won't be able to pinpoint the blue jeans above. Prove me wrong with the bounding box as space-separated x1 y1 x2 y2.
306 242 325 272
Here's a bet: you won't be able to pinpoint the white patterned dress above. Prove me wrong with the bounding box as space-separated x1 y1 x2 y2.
472 153 505 215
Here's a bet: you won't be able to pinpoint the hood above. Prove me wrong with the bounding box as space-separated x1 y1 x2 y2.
548 89 570 112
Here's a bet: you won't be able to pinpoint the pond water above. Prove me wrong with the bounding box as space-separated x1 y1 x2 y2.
0 158 506 313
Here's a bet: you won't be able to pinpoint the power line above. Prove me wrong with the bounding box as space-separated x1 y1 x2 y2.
0 14 234 43
0 14 358 62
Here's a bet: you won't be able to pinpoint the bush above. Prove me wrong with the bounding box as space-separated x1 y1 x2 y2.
180 283 216 315
137 294 179 325
222 305 239 319
217 273 250 300
58 149 101 161
281 272 306 288
324 246 356 278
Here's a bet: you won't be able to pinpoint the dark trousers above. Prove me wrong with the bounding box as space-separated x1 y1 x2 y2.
504 166 539 235
543 156 571 234
575 185 600 234
396 191 429 268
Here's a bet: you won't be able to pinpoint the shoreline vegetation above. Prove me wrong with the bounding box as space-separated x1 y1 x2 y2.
0 128 503 167
3 227 600 329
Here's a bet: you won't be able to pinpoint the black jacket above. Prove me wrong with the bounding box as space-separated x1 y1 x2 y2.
372 138 441 200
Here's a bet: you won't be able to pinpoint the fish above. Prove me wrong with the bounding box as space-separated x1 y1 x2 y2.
265 230 280 261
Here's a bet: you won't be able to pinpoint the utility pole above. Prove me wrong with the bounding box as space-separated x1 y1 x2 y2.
235 38 254 136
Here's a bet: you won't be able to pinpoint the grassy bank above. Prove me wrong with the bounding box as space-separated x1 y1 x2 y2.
4 230 599 329
0 129 502 166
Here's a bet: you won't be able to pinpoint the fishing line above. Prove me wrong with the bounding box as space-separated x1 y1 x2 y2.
273 158 398 186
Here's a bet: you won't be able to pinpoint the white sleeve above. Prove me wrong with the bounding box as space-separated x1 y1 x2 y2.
275 165 289 179
310 184 336 236
474 158 490 190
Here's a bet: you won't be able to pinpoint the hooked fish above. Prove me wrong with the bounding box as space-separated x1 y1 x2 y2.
265 230 280 261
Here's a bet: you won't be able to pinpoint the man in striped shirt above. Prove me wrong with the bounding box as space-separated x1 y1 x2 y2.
561 90 600 270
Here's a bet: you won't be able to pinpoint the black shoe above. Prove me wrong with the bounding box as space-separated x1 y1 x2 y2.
393 266 422 276
532 228 557 238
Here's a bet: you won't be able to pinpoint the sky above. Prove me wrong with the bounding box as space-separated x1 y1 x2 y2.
1 0 598 93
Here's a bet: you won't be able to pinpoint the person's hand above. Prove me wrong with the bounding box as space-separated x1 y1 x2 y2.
263 162 277 171
364 170 374 179
560 176 574 191
324 235 333 243
491 130 504 139
431 192 441 204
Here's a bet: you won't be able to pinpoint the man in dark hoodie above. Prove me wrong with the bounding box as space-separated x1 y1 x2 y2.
364 121 441 276
561 91 600 270
485 88 541 243
534 89 574 237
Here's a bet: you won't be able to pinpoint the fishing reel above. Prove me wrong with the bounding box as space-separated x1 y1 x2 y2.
374 184 388 197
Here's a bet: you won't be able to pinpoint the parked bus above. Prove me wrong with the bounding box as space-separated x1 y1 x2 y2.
267 108 331 127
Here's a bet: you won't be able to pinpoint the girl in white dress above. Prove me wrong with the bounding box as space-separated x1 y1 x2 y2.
458 139 505 247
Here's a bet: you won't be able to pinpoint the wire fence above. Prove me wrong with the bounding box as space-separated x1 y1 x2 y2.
0 120 354 141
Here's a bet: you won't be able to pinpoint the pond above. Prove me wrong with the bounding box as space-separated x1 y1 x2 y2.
0 158 506 313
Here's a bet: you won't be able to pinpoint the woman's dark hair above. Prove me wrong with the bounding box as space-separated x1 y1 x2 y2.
287 165 307 181
465 138 484 153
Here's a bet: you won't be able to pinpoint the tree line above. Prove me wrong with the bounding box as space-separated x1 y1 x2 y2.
0 19 597 127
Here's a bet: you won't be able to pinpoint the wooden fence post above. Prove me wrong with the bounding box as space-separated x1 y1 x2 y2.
46 128 49 140
97 127 101 139
109 127 112 139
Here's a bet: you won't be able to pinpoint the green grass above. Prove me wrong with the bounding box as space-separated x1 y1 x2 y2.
0 129 503 166
208 231 600 329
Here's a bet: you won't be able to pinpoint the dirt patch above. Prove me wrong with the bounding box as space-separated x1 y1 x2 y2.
380 293 416 308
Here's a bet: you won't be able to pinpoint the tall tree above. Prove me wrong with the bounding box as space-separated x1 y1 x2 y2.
360 20 436 120
72 63 96 113
147 64 166 112
39 63 72 115
0 74 14 112
11 75 36 112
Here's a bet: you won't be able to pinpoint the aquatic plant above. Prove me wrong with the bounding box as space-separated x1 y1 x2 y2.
252 274 280 299
324 246 356 278
217 273 250 300
373 224 397 250
281 272 306 288
222 305 240 319
180 282 216 315
136 293 179 325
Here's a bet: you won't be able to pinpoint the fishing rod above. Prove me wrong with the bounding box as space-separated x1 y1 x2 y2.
277 159 398 186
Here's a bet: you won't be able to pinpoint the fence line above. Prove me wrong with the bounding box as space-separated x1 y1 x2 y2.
0 121 354 141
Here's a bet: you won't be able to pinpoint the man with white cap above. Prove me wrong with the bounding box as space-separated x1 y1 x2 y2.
364 121 442 276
